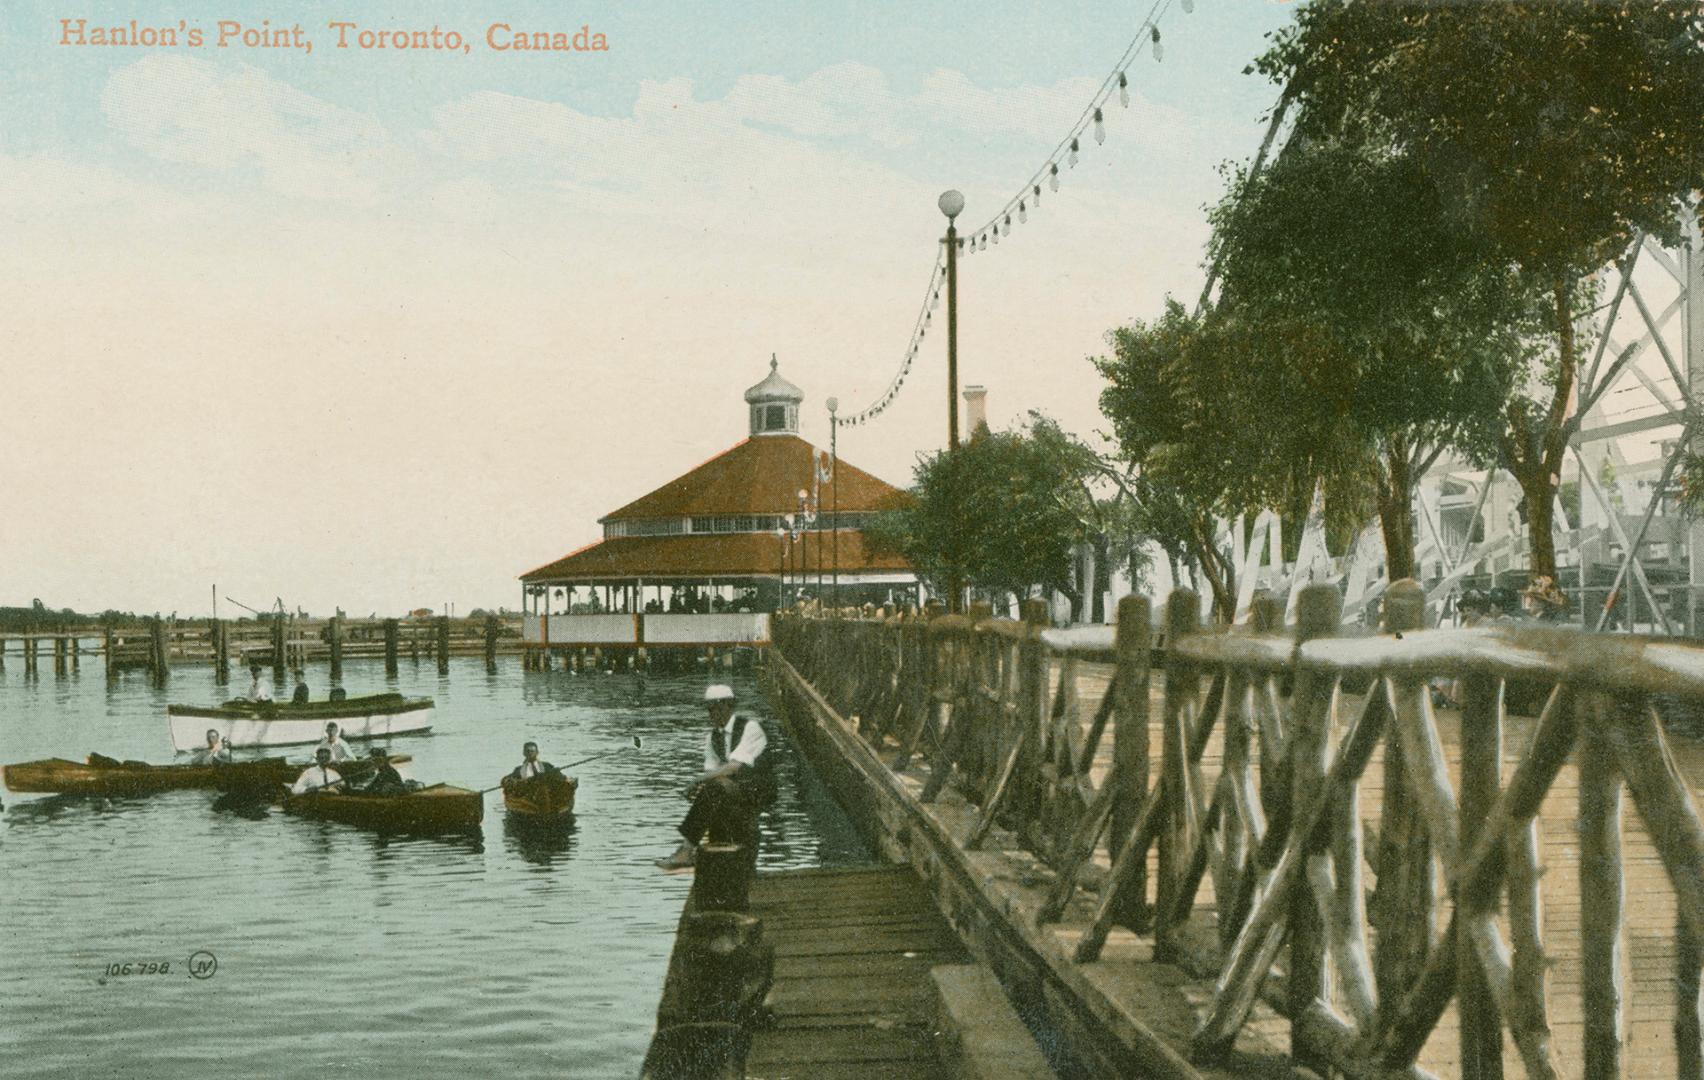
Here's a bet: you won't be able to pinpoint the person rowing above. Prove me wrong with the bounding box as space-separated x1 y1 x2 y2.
315 722 358 763
360 747 407 796
189 728 232 766
506 741 560 782
290 747 343 795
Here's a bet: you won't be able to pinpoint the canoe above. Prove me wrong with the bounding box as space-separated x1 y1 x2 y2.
3 755 295 796
167 693 433 751
282 783 483 833
502 771 577 819
1 752 414 797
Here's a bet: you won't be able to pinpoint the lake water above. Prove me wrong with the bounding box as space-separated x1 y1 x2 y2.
0 656 868 1079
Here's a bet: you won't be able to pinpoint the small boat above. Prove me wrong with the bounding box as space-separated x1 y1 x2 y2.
282 783 483 834
3 755 295 796
502 771 578 820
167 693 434 751
2 752 414 797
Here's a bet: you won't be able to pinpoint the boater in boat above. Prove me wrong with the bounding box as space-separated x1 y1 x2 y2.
360 748 408 796
290 748 343 795
189 729 232 766
315 722 358 763
291 669 309 705
247 663 273 703
507 741 559 781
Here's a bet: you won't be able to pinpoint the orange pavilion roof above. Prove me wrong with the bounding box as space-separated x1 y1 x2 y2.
520 531 909 582
600 434 903 522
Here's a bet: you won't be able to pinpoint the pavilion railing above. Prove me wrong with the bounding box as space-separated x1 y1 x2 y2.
772 581 1704 1079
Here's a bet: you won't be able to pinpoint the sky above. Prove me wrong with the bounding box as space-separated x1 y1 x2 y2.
0 0 1297 617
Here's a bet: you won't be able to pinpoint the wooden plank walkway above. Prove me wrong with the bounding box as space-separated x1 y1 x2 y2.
1062 662 1703 1080
744 865 973 1080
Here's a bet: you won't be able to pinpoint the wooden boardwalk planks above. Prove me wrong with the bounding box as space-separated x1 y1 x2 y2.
744 866 971 1080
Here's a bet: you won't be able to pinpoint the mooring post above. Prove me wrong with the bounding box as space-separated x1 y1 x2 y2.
151 617 170 685
382 618 399 676
271 617 286 680
53 636 67 676
484 615 499 673
214 619 229 683
25 636 38 677
328 615 344 686
435 616 450 674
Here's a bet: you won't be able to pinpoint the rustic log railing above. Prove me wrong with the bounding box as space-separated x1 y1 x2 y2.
772 581 1704 1078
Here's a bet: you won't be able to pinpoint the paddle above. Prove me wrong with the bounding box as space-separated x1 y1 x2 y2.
479 737 642 795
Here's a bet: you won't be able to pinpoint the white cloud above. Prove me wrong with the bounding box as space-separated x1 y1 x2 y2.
101 54 410 202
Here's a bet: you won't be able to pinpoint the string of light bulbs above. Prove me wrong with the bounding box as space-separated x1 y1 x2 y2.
840 0 1190 427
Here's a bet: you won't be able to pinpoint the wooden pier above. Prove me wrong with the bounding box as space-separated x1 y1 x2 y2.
0 615 525 683
767 584 1704 1079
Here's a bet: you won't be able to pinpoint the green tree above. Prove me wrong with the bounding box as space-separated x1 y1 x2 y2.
1207 136 1528 580
866 417 1141 617
1261 0 1704 577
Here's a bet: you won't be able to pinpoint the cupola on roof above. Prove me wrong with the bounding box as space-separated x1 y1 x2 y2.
744 354 803 436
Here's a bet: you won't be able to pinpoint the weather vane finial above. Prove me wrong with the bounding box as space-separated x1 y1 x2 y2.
770 352 778 372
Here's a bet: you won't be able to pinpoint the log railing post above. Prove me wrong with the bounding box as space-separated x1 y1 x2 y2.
1111 595 1152 931
1372 580 1436 1034
1458 670 1506 1080
1579 693 1627 1080
1155 589 1200 962
1286 584 1340 1068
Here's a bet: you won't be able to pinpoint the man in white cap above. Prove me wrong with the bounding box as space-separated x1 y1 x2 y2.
655 684 769 871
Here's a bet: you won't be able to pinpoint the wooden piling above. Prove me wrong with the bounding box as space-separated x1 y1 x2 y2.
328 615 343 685
484 615 499 673
384 618 399 676
0 637 6 673
212 619 229 683
150 618 169 684
435 616 450 674
270 617 286 679
103 627 114 677
25 636 37 676
53 636 67 676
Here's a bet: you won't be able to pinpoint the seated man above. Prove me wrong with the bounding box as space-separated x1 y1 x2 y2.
315 722 358 762
190 728 232 765
361 748 407 796
506 741 558 782
291 670 310 705
290 747 343 795
655 685 771 871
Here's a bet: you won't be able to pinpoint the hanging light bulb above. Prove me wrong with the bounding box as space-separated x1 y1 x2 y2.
1003 213 1012 235
1018 200 1027 224
1033 183 1042 206
1151 26 1163 62
1049 163 1060 192
1118 72 1130 108
1093 108 1106 146
1068 138 1080 168
978 233 986 251
931 289 940 310
992 224 1000 245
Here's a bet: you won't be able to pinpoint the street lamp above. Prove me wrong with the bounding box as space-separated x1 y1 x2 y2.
774 524 788 609
826 396 839 611
938 188 966 613
938 189 964 453
797 488 811 607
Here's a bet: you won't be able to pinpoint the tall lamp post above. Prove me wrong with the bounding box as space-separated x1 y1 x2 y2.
797 488 812 606
939 188 965 612
774 524 788 608
826 396 839 611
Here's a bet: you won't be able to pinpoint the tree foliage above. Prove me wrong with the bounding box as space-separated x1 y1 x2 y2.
865 416 1146 615
1257 0 1704 577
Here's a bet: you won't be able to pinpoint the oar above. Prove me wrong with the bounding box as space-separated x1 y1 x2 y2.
479 737 642 795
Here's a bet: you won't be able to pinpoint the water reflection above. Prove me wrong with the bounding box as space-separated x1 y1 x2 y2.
502 813 579 867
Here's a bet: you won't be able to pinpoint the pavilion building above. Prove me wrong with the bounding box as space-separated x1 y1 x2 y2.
518 358 918 656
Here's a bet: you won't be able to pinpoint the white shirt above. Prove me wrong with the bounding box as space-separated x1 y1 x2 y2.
514 761 551 779
248 678 273 703
703 714 767 773
190 744 231 765
314 737 358 762
290 764 343 794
